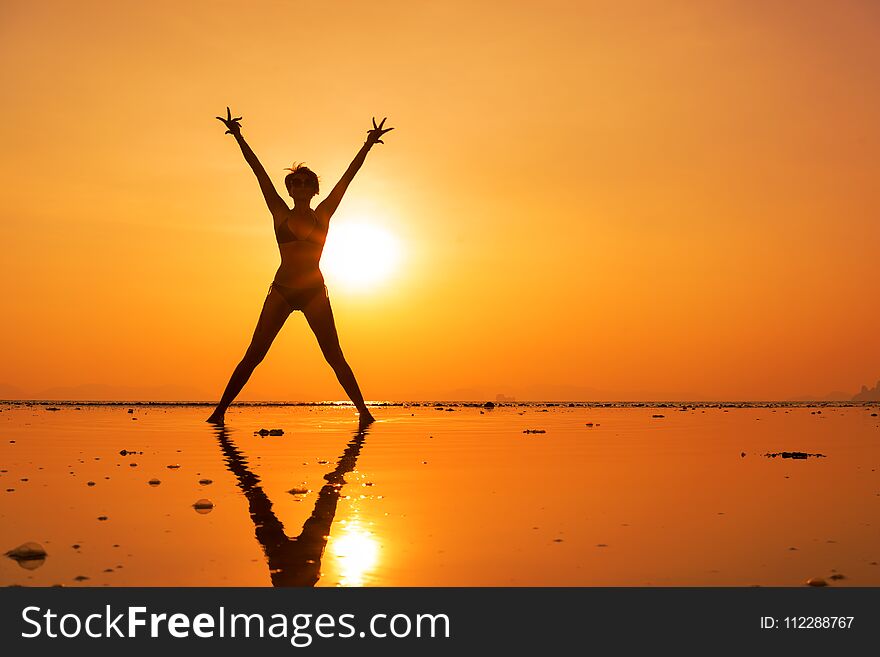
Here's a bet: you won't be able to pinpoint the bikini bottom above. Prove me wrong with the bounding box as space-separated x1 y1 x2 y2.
268 281 328 311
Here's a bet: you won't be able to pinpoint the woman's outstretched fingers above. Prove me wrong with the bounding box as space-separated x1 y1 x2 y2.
367 116 394 145
216 107 243 135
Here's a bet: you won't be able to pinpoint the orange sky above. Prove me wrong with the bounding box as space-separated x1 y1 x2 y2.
1 0 878 401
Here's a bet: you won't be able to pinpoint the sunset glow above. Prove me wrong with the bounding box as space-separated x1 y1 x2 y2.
320 222 401 290
330 518 379 587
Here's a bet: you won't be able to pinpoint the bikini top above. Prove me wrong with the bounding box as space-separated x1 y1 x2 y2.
275 212 327 246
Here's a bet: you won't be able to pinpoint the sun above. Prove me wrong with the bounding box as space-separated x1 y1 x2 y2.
320 221 401 290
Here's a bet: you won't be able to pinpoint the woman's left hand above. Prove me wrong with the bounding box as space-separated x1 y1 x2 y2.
366 117 394 145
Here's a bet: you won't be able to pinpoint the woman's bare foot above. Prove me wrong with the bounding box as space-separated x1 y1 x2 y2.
358 408 375 426
206 412 225 424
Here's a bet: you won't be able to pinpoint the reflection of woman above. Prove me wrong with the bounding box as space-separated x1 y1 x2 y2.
208 109 392 425
212 422 368 586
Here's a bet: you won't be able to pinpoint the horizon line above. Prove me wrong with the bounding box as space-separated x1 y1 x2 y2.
2 399 876 406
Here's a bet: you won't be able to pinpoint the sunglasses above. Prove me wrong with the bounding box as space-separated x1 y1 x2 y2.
288 178 315 188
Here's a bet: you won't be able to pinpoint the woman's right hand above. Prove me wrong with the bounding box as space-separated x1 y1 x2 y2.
215 107 243 135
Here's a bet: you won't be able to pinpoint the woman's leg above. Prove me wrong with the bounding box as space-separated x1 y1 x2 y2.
302 291 374 423
207 288 292 422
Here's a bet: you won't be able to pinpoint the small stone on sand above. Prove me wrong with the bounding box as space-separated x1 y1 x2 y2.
193 498 214 514
255 428 285 436
5 542 47 562
806 577 827 587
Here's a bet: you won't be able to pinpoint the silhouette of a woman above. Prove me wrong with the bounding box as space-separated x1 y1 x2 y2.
207 108 392 424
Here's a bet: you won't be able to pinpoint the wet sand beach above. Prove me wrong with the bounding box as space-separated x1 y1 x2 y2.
2 402 879 587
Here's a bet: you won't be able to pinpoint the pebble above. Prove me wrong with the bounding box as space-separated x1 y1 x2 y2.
806 577 827 587
5 542 47 562
193 499 214 514
764 452 826 459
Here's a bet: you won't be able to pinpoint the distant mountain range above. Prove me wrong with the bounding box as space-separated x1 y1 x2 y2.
852 380 880 402
792 379 880 402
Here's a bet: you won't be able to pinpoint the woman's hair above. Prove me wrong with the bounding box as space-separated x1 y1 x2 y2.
284 163 320 195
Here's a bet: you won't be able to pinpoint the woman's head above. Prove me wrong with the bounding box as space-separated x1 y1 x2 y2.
284 163 320 198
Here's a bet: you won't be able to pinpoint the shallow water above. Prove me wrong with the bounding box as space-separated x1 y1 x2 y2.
2 402 879 586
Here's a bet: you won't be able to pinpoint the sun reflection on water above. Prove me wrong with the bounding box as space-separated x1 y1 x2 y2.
329 518 379 586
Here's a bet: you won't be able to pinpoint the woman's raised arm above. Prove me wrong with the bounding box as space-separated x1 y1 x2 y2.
316 117 394 222
216 107 287 217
